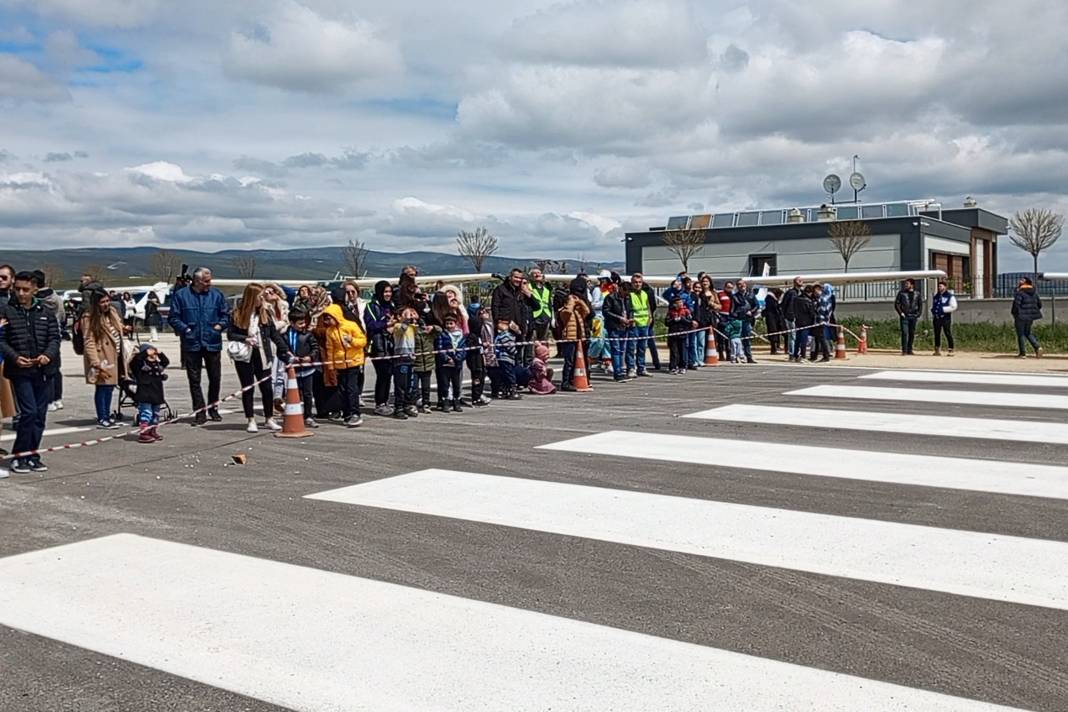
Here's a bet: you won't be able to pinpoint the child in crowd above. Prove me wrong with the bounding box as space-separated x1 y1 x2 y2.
435 314 467 412
129 343 169 443
318 304 366 427
725 317 744 364
490 318 521 400
527 341 556 394
392 305 421 419
475 305 501 399
410 308 438 416
286 309 321 428
666 296 695 374
465 303 490 406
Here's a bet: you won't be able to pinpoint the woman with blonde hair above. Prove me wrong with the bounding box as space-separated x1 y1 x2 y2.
227 283 291 433
82 290 127 428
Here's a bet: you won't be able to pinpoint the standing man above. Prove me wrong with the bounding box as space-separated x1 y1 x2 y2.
1011 277 1043 358
931 280 958 356
731 279 759 364
780 276 802 357
627 273 655 377
491 268 538 365
1 271 61 473
527 268 553 345
33 270 65 411
168 267 230 424
894 279 923 355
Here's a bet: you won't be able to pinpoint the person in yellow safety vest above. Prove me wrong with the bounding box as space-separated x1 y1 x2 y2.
626 273 655 378
528 268 553 344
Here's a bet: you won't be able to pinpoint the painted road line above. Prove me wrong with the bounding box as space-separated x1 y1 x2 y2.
0 425 90 443
860 371 1068 388
786 385 1068 411
310 470 1068 611
685 404 1068 446
0 535 1021 711
541 430 1068 501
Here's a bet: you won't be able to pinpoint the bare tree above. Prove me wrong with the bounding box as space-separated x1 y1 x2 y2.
342 239 370 278
40 263 64 287
1009 208 1064 280
233 254 257 279
662 227 706 273
149 249 182 282
827 220 873 272
456 226 499 272
532 259 569 274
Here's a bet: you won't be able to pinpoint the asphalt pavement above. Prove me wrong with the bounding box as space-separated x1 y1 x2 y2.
1 338 1066 711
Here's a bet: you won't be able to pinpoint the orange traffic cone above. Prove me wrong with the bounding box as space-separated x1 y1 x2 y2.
704 328 719 366
276 365 314 439
835 325 848 360
858 325 869 354
573 342 593 392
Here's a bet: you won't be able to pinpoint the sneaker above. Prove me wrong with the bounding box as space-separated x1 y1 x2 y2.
392 410 409 420
152 428 164 442
0 466 8 479
304 417 320 429
626 369 637 379
561 384 577 392
452 401 463 413
1036 348 1043 359
29 459 48 473
1016 353 1028 359
933 349 942 356
405 405 418 417
472 398 489 407
11 460 32 474
138 428 155 444
263 418 282 432
246 419 258 433
345 415 364 427
435 402 449 412
637 371 653 378
55 400 64 410
48 402 58 412
947 349 954 357
208 409 223 422
193 412 208 426
373 404 392 417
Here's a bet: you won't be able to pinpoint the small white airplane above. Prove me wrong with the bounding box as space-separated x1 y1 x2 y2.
1040 273 1068 281
62 281 172 320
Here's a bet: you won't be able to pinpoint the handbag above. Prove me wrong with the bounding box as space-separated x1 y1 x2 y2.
227 313 255 362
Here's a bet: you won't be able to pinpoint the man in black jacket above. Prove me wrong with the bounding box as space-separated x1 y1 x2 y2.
1012 277 1044 357
0 271 61 473
780 276 802 356
731 279 759 364
491 269 538 364
894 279 924 355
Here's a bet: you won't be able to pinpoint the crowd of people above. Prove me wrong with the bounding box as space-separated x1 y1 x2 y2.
0 261 1053 476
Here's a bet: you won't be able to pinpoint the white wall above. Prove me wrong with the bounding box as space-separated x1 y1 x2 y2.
641 234 901 280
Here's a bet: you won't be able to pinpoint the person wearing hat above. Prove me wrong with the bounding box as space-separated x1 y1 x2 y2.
129 342 170 443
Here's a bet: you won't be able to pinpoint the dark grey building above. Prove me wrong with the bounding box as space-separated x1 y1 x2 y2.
625 200 1008 298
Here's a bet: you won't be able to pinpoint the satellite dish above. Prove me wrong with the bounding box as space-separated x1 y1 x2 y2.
823 174 842 195
849 172 866 191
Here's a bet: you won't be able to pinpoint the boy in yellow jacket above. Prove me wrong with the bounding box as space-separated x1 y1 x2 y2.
318 303 367 427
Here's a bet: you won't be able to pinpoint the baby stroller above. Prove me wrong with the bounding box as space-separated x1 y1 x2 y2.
114 336 174 424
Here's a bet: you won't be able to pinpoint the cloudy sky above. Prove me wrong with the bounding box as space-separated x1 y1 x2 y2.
1 0 1067 269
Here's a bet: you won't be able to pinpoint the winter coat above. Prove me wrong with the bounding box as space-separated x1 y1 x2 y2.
557 297 591 341
602 292 630 332
895 289 923 319
82 308 127 386
227 314 291 365
0 298 62 378
478 320 497 369
817 285 836 324
494 330 518 366
1012 287 1043 321
129 351 170 405
435 330 467 368
794 295 818 328
780 287 800 322
363 299 394 357
412 324 439 372
763 293 784 334
491 279 538 333
168 285 230 352
317 304 367 371
285 328 321 378
666 305 694 333
729 291 754 321
144 297 162 328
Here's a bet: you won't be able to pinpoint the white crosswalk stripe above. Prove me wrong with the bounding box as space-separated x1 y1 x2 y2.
786 384 1068 410
861 370 1068 388
536 429 1068 500
0 533 1024 711
307 469 1068 610
685 403 1068 445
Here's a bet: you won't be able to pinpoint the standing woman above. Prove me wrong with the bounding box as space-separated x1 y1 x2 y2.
763 288 785 355
82 290 126 428
227 283 291 433
144 292 162 342
1012 277 1043 358
121 292 137 333
364 280 396 416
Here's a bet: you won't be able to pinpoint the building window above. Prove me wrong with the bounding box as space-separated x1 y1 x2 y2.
748 253 778 276
666 216 689 230
759 210 783 225
737 211 759 227
886 202 909 217
712 213 734 228
862 204 885 219
836 206 859 219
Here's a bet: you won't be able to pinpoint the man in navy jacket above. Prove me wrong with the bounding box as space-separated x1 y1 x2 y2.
168 267 230 424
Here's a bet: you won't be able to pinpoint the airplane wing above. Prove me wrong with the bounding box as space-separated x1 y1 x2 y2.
1040 273 1068 281
212 273 497 290
737 270 947 288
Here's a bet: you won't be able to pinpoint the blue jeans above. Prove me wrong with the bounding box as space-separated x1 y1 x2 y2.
900 317 917 354
740 321 754 360
11 373 51 461
137 402 161 425
628 324 651 373
690 330 704 366
94 384 115 423
785 319 796 354
1015 318 1040 354
607 328 626 378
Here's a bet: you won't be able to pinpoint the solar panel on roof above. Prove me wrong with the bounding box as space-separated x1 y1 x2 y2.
666 216 689 230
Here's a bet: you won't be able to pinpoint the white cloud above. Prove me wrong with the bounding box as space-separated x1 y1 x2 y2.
126 161 193 183
7 0 161 28
0 54 69 102
224 1 403 93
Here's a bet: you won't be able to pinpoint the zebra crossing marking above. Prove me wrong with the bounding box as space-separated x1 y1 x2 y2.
0 534 1023 711
785 384 1068 411
308 469 1068 610
861 370 1068 388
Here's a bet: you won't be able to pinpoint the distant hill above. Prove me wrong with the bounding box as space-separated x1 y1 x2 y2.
1 246 623 289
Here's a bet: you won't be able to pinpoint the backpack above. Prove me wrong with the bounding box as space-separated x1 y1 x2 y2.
72 318 85 355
